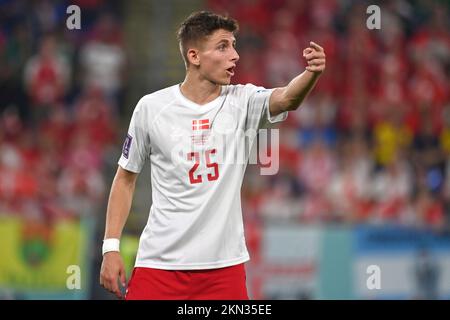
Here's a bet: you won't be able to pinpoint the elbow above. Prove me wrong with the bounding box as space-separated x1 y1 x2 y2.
285 102 301 112
279 89 305 112
282 96 303 112
271 87 303 114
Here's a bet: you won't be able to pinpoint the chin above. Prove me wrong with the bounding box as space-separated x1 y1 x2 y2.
221 78 232 85
211 76 232 86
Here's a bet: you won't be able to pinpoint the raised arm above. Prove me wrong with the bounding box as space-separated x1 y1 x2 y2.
269 41 326 117
100 166 138 299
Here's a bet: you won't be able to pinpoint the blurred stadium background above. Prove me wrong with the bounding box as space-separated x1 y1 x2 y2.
0 0 449 299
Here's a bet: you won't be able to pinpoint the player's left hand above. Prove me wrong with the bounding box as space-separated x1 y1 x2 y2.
303 41 326 74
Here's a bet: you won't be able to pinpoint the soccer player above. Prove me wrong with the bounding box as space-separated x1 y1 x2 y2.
100 11 325 300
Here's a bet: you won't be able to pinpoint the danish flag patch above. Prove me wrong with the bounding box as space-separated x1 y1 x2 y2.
192 119 210 131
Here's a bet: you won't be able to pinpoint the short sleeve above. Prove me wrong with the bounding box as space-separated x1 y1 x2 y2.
244 84 288 131
118 98 151 173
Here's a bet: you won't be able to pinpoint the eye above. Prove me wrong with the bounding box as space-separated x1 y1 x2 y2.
218 43 227 51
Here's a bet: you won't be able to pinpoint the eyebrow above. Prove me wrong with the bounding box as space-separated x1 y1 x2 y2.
216 39 236 46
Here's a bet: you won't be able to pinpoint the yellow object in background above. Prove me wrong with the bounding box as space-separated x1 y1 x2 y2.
120 235 139 278
373 121 412 166
0 215 87 293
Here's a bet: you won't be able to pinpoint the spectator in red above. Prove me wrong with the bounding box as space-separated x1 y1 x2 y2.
72 86 117 151
79 12 126 114
414 188 445 230
39 106 74 154
24 34 70 117
264 8 303 87
371 151 413 224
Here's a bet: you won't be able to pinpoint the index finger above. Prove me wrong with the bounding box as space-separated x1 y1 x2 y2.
110 279 123 299
309 41 324 52
115 289 123 299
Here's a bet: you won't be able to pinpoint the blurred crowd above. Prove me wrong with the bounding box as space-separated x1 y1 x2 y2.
0 0 124 222
207 0 450 230
1 0 449 232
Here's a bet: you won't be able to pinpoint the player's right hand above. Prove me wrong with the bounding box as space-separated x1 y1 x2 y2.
100 251 127 299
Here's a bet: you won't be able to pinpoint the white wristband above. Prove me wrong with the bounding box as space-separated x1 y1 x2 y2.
102 238 120 255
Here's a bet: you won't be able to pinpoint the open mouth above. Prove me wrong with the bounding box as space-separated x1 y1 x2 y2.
226 67 235 76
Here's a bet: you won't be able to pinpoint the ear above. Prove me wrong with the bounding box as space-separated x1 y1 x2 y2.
187 48 200 67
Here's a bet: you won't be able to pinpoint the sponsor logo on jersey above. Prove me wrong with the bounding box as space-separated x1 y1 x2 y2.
122 134 133 159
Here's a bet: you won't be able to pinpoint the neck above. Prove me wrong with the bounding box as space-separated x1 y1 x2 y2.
180 71 222 105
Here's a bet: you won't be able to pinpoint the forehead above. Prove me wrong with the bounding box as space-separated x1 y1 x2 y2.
205 29 236 43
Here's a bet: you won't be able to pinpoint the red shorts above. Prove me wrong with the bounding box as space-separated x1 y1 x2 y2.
125 263 249 300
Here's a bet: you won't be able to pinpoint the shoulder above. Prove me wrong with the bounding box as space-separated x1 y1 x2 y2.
135 85 178 113
224 84 272 107
225 83 269 97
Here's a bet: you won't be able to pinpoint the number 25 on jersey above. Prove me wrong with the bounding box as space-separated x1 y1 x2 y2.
187 149 219 184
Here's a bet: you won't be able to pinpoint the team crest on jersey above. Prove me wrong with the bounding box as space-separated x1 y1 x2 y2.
191 119 210 145
122 134 132 159
192 119 210 130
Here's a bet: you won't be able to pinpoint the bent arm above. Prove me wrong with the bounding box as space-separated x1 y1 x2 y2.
104 166 138 240
269 41 326 116
269 70 321 116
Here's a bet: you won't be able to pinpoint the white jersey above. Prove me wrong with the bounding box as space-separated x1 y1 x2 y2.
118 83 288 270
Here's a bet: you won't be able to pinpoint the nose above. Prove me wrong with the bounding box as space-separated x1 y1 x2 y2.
231 47 239 62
